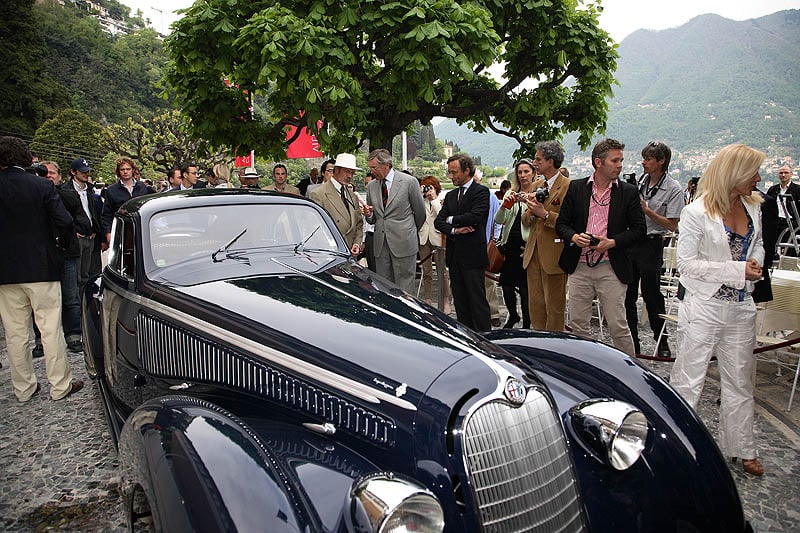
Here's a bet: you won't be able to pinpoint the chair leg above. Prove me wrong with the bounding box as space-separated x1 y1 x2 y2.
789 355 800 411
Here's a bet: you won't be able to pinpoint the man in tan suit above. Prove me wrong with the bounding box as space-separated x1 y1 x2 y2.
310 153 364 255
521 141 570 331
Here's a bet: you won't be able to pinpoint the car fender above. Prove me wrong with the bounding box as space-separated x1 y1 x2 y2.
486 329 750 533
118 396 315 532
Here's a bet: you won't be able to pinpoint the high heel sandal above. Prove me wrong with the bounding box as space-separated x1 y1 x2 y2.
741 458 764 477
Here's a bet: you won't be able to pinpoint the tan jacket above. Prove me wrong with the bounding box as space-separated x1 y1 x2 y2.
310 181 364 250
521 173 570 274
418 199 443 247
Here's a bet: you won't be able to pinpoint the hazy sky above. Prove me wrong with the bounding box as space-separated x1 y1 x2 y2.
122 0 800 40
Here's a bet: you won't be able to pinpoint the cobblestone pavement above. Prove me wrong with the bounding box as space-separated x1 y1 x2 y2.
1 307 799 532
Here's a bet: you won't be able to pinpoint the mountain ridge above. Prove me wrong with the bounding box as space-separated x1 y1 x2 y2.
434 9 800 178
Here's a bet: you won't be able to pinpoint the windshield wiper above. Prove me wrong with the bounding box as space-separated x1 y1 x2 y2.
294 225 320 254
212 228 248 263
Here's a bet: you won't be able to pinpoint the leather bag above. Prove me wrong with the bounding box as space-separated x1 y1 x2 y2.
486 239 505 274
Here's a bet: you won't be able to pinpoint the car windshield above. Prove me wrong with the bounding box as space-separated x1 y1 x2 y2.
145 203 340 279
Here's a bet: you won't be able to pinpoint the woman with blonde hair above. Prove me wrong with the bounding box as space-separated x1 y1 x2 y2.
670 143 765 476
208 162 232 188
494 158 535 328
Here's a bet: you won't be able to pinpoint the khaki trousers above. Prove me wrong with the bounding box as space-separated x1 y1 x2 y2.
0 282 73 400
526 248 567 331
567 262 635 356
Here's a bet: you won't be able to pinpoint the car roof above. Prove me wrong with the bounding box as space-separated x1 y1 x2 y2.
120 189 315 219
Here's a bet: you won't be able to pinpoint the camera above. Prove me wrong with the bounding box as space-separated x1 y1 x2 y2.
623 172 637 186
26 163 48 177
517 192 528 203
534 186 549 203
422 185 433 194
688 176 700 187
588 234 600 247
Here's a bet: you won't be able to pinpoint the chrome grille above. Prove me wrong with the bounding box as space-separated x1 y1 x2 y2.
463 390 587 532
137 313 396 445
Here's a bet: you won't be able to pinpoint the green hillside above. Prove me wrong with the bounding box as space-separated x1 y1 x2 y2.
434 9 800 177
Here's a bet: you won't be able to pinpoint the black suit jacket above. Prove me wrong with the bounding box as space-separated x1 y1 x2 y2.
766 182 800 223
0 167 74 284
434 181 490 270
101 180 151 234
556 177 646 284
753 189 779 303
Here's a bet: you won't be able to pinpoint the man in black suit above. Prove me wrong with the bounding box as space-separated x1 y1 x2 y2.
556 138 646 356
766 164 800 257
435 154 491 331
101 156 150 246
0 136 83 401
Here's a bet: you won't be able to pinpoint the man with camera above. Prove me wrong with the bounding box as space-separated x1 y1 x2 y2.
522 141 571 332
624 141 684 358
556 138 646 356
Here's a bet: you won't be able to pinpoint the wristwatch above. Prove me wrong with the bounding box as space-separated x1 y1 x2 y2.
542 211 550 220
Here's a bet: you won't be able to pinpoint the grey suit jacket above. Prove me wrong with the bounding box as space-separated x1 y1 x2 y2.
310 180 363 250
366 170 426 258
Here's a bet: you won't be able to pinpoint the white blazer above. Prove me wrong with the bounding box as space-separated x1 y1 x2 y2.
419 199 443 247
677 197 764 300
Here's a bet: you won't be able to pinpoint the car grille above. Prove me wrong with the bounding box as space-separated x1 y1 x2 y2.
137 313 396 446
463 390 587 532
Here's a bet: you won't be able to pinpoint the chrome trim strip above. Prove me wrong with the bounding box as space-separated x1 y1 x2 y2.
119 288 416 411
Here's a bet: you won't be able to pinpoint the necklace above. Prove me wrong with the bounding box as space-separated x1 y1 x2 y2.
591 192 610 206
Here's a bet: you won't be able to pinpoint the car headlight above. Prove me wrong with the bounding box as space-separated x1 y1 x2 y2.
568 398 648 470
349 473 444 533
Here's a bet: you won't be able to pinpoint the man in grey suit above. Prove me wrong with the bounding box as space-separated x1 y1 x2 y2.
310 153 364 255
362 149 426 293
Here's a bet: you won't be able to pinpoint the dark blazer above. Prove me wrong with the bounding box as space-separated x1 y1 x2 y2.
101 180 151 234
556 177 646 284
434 180 490 270
753 189 778 303
59 179 100 236
0 166 74 284
766 181 800 223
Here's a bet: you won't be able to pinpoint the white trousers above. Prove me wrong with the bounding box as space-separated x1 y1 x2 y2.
670 293 757 459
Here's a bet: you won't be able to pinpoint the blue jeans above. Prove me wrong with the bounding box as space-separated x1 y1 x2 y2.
61 257 81 340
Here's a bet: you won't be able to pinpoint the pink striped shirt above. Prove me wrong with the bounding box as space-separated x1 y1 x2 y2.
580 174 618 263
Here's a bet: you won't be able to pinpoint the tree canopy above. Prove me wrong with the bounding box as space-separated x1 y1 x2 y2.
164 0 618 159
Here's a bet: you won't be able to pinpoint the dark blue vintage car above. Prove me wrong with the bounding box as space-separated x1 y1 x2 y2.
82 189 753 532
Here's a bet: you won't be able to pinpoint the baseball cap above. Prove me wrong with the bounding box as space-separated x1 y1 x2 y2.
70 158 91 173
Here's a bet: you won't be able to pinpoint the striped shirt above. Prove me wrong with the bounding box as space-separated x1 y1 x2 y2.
580 174 617 263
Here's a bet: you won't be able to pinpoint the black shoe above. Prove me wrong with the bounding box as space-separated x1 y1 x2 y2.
491 318 502 328
503 315 520 329
32 344 44 358
55 379 84 401
67 339 83 352
657 343 672 359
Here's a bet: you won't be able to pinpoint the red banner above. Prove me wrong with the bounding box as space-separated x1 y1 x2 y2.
235 154 252 168
286 119 324 159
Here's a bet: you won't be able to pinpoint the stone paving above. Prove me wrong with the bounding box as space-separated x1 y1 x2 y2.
1 306 798 531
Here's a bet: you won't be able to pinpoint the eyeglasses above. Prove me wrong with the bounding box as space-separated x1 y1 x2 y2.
515 158 534 167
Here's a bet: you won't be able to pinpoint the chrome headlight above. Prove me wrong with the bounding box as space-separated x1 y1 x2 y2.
349 473 444 533
568 398 648 470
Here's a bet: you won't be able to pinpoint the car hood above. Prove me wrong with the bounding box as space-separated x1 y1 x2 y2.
168 255 512 412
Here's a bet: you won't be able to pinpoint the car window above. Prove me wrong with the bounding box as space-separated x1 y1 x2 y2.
145 203 339 274
107 218 135 280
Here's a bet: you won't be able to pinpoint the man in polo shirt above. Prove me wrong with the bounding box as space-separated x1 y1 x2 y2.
556 138 646 356
624 141 684 358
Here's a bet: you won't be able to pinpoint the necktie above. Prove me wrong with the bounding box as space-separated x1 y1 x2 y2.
381 180 388 207
458 186 465 207
340 186 350 212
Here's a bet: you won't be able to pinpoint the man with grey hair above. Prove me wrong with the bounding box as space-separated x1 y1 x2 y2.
522 140 571 331
362 149 426 293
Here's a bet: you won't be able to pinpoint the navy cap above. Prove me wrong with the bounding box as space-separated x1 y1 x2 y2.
70 158 91 172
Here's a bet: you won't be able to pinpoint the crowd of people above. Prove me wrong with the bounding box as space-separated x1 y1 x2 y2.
1 133 796 479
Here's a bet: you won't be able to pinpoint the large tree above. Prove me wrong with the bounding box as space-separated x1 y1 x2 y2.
164 0 617 158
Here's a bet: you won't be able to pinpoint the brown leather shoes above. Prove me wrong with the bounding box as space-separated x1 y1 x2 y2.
742 458 764 477
55 379 84 401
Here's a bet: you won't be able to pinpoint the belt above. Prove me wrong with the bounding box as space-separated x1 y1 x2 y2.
646 234 665 240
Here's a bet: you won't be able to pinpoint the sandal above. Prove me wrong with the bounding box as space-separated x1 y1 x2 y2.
741 458 764 477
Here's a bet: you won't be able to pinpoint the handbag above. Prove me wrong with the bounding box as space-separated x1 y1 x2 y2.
486 239 505 274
